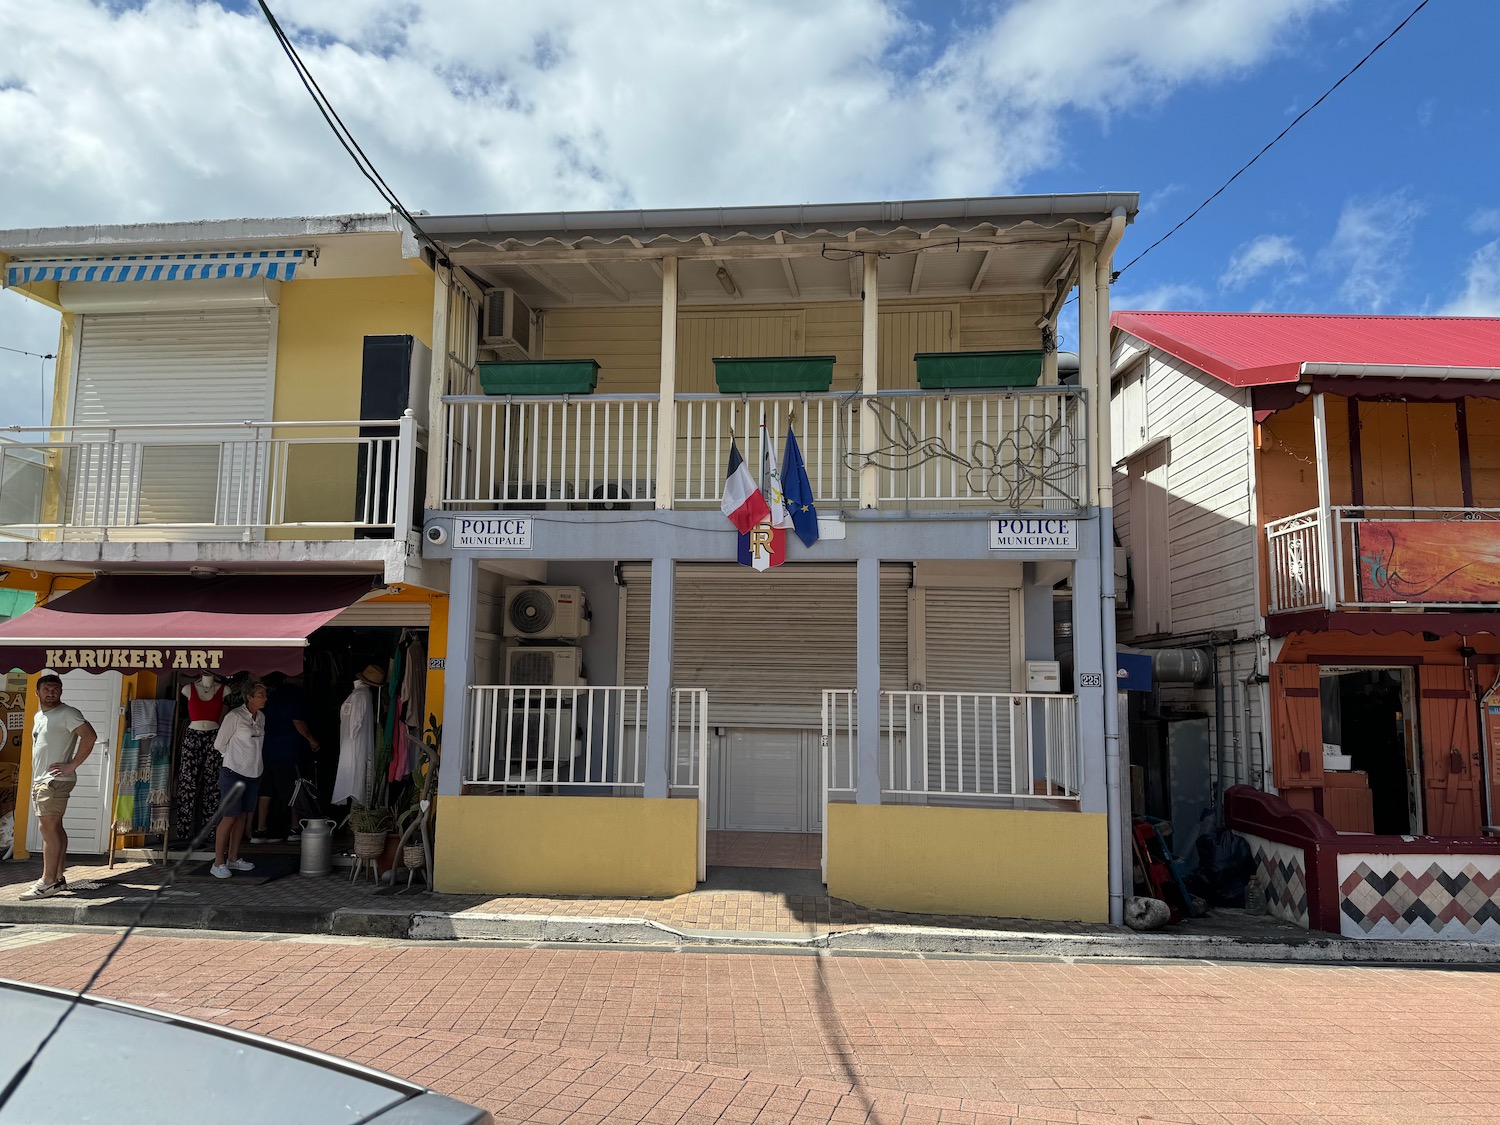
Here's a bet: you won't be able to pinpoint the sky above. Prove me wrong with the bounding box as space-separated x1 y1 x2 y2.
0 0 1495 426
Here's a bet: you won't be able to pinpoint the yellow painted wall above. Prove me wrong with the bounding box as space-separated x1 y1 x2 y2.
825 803 1109 922
372 585 447 738
270 273 434 537
540 296 1043 394
434 795 698 896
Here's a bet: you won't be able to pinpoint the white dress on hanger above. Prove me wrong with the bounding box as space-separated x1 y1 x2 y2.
333 680 375 805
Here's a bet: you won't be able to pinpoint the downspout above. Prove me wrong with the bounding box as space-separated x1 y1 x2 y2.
1094 208 1128 925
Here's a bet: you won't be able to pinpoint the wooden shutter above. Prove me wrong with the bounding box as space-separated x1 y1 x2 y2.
1271 662 1324 788
1419 664 1483 837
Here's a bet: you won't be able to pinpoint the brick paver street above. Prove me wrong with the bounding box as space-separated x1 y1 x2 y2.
1 925 1496 1124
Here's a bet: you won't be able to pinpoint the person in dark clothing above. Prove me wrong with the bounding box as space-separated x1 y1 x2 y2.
250 672 320 842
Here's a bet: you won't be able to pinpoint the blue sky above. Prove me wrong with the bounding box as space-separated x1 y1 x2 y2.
0 0 1494 423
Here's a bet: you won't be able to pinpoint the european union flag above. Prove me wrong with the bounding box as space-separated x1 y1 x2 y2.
781 423 819 547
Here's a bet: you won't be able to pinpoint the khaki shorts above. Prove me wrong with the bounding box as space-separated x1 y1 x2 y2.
32 773 76 818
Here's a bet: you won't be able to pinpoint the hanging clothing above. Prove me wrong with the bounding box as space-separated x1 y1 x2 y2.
333 681 375 805
172 726 223 844
186 682 225 724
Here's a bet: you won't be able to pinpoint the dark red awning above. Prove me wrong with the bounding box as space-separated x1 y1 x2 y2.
0 574 376 676
1268 609 1500 639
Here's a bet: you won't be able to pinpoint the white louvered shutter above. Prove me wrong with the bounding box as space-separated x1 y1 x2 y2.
69 308 275 539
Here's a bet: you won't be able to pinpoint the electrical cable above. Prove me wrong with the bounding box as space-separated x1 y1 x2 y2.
1116 0 1434 278
254 1 441 258
0 782 247 1117
0 345 54 360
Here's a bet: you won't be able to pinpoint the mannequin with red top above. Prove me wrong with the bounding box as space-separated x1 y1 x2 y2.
172 673 226 845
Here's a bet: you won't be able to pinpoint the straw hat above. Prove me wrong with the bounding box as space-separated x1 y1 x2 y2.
359 663 387 685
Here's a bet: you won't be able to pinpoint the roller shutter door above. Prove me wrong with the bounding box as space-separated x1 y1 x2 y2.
620 562 911 725
68 308 275 539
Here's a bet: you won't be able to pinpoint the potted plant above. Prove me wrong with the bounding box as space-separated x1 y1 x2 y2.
348 803 391 862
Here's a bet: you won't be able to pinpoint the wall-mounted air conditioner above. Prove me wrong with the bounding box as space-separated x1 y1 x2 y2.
481 288 535 359
586 478 653 511
504 585 591 640
505 645 585 687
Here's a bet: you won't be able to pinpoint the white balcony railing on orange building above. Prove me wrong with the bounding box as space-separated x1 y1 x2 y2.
1267 505 1500 613
440 386 1088 513
0 413 420 540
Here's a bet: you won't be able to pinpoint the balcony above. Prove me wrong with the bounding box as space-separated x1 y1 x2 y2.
0 414 421 541
1267 505 1500 613
439 386 1087 514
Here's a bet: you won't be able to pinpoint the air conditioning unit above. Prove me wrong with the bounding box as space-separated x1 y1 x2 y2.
505 645 586 686
587 479 652 511
481 288 535 359
504 585 591 640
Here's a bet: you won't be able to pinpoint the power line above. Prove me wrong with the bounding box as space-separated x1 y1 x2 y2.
1116 0 1434 278
254 0 439 256
0 344 54 360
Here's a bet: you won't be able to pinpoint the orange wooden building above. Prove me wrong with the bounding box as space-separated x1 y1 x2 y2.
1111 313 1500 844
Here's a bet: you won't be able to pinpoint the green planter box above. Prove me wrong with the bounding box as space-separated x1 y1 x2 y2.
713 355 835 394
479 359 600 394
914 350 1043 389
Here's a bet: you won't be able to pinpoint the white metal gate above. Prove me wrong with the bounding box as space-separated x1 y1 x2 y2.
27 670 122 855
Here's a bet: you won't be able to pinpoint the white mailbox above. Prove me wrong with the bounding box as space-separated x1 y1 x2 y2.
1026 660 1061 693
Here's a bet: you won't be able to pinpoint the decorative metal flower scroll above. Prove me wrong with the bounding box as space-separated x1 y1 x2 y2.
844 396 1083 508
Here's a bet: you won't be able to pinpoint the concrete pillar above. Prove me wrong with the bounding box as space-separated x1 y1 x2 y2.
1072 518 1108 816
855 555 882 804
437 553 478 797
644 555 675 798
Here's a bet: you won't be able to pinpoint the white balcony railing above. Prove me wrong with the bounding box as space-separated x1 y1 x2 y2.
440 386 1087 513
443 395 659 510
821 689 1080 803
1266 507 1326 613
466 685 648 790
1267 505 1500 613
0 414 420 540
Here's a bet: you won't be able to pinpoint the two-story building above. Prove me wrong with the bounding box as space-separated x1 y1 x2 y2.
418 194 1138 924
0 214 448 863
1111 311 1500 939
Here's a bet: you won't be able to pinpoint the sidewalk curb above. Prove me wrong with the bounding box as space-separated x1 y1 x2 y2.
6 900 1500 964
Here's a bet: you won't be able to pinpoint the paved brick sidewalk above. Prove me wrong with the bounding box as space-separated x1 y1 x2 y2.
3 927 1498 1123
0 856 1306 944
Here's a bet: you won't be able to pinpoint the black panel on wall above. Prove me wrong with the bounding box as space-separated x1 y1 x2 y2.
356 335 423 539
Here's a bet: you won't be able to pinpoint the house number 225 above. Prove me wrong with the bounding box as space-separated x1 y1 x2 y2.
1078 672 1104 688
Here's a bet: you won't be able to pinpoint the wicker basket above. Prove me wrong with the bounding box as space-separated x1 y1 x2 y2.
353 830 386 860
403 844 425 870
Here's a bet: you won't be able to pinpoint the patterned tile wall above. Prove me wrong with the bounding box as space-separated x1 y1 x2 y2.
1237 831 1309 929
1337 853 1500 941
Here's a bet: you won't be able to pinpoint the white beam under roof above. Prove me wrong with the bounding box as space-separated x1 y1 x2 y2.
773 231 799 298
519 264 575 303
582 261 629 302
969 248 995 293
909 249 926 296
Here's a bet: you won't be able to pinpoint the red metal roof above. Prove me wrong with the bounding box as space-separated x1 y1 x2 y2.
1111 312 1500 387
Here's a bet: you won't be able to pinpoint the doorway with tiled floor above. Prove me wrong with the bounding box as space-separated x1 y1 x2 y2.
705 831 820 871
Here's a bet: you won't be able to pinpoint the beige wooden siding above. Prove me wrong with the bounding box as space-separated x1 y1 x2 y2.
540 298 1040 394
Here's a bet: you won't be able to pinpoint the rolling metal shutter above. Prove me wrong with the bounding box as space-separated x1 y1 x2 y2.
620 562 911 727
920 587 1017 794
69 308 276 539
325 599 432 628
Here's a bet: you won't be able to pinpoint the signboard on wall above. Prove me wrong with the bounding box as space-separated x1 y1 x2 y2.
989 518 1077 551
1356 520 1500 603
454 516 533 550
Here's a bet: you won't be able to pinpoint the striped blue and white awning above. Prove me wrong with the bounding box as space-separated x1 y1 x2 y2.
5 249 309 287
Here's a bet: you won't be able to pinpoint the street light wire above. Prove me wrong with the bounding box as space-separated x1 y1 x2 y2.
1115 0 1435 278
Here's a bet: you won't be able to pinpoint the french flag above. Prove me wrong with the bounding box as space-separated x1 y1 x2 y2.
721 438 770 533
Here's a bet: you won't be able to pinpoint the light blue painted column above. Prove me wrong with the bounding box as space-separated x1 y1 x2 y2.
855 555 882 804
1072 518 1109 815
438 554 478 797
643 555 675 798
1023 571 1055 780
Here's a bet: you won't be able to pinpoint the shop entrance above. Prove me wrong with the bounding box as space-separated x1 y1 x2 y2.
1321 667 1420 835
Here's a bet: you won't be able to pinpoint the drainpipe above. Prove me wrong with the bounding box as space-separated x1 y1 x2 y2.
1094 208 1128 925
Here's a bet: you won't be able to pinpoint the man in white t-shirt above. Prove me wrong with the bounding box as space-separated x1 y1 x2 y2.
21 673 98 900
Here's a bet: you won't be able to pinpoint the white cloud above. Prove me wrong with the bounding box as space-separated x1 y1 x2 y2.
1220 234 1301 289
1323 191 1425 313
1442 240 1500 317
1469 209 1500 236
1112 282 1207 312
